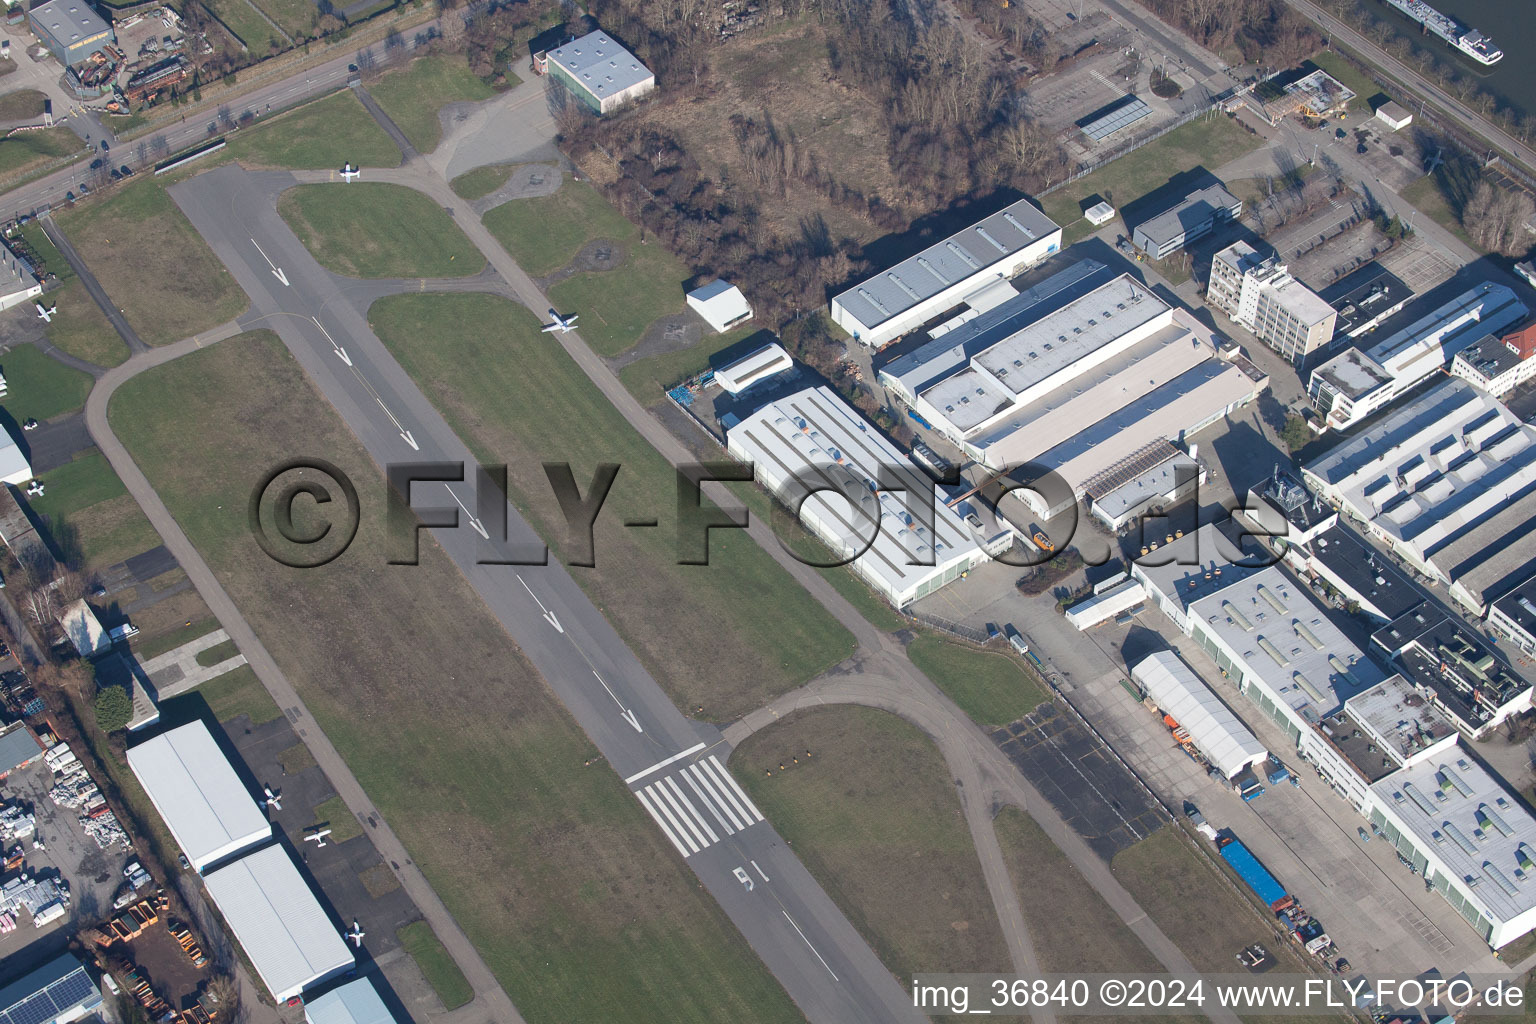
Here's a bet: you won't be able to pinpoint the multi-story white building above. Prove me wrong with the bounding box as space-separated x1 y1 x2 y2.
830 198 1061 348
1372 604 1532 739
1308 282 1527 431
1449 326 1536 398
1208 241 1337 366
1488 573 1536 655
1303 377 1536 615
725 385 1000 609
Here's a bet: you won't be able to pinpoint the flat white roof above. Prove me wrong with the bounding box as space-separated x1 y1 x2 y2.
1190 565 1386 719
715 342 790 394
1365 283 1526 374
1372 749 1536 925
831 198 1060 333
1345 674 1456 765
203 845 354 1003
127 721 270 872
726 385 982 600
547 31 653 99
1132 650 1267 779
60 599 110 659
686 279 752 332
305 978 399 1024
1305 377 1536 602
0 428 30 486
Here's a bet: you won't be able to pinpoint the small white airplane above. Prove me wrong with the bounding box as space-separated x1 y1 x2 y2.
263 786 282 811
339 163 360 183
25 480 43 497
541 308 579 334
346 920 365 948
35 303 56 323
303 828 332 849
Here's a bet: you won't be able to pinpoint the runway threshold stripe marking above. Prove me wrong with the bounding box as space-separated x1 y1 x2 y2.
624 742 706 785
635 787 695 857
652 781 709 849
695 759 753 826
662 776 718 845
646 783 704 855
689 764 748 831
682 768 736 834
708 756 765 822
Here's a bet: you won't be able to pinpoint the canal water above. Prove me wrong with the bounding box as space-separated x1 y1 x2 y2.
1368 0 1534 118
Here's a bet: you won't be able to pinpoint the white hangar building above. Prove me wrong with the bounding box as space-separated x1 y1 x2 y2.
830 198 1061 348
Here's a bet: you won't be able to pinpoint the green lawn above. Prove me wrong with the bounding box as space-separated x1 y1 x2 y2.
18 223 67 278
0 89 47 121
0 128 83 182
1401 173 1476 248
907 636 1050 727
23 453 126 519
226 91 402 169
57 177 247 345
1040 116 1265 233
109 329 806 1024
369 292 853 717
130 616 221 661
450 162 516 200
202 0 280 58
42 279 129 367
249 0 317 41
0 344 93 421
736 706 1010 980
369 54 496 153
481 176 642 277
398 921 474 1010
192 665 281 725
550 241 689 357
1306 51 1376 116
194 638 241 667
278 183 483 278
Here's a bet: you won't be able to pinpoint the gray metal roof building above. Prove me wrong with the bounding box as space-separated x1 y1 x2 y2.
305 978 401 1024
1132 183 1242 260
831 198 1061 347
0 953 101 1024
545 31 655 114
27 0 113 67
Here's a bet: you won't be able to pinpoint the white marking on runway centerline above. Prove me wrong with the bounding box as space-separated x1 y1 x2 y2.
624 742 707 784
633 759 765 857
784 911 839 981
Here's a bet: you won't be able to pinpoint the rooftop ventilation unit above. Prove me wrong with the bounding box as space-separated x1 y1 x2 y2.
1478 804 1515 837
1257 636 1290 667
1403 782 1438 816
1294 620 1324 650
973 229 1008 256
1223 601 1254 631
1002 211 1036 240
946 240 983 267
857 288 890 316
1257 584 1287 613
1292 671 1328 705
1485 861 1521 897
1443 821 1478 855
886 273 922 302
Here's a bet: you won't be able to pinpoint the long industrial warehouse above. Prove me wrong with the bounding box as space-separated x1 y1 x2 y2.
1131 650 1267 779
202 844 355 1003
126 720 271 872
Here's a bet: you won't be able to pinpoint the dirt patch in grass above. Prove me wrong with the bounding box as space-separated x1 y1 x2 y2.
109 329 805 1024
736 706 1009 981
369 54 496 153
359 862 401 899
194 638 240 667
278 182 484 278
58 177 247 345
277 741 317 775
369 292 854 717
907 636 1050 727
0 89 47 121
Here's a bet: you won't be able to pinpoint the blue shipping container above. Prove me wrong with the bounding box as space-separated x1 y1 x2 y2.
1219 839 1288 910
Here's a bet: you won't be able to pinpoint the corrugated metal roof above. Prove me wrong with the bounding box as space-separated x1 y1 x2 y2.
127 721 270 871
204 845 354 1003
305 978 400 1024
831 198 1059 333
1132 650 1267 778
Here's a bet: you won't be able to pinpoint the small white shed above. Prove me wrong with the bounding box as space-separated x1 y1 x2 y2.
687 280 753 333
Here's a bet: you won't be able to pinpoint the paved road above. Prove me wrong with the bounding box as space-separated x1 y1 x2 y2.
168 162 924 1024
1281 0 1536 177
84 321 526 1024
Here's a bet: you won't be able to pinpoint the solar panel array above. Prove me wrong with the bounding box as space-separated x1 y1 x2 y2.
1079 97 1153 142
1 964 96 1024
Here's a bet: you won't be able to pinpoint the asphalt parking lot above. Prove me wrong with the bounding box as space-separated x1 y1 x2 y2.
992 702 1166 861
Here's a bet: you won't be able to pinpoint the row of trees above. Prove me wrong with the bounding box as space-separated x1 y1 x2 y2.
1130 0 1319 66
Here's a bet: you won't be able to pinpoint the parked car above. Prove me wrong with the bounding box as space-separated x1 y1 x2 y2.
120 165 133 177
1357 826 1371 842
1357 143 1368 154
1335 127 1347 139
178 853 190 870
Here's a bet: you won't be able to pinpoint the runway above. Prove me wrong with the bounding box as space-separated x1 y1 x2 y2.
168 163 922 1024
